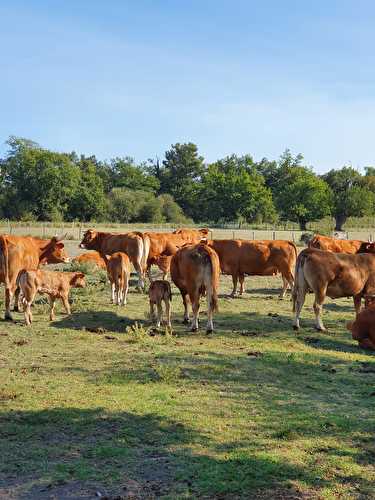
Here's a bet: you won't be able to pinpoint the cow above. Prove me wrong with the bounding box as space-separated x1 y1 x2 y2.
308 234 366 254
17 270 86 325
0 234 70 320
105 252 131 306
170 242 220 332
72 251 106 270
154 255 172 279
148 280 172 329
292 247 375 331
206 239 297 298
79 230 146 289
347 304 375 351
143 228 210 280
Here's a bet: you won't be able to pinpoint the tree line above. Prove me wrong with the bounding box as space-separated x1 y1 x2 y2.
1 136 375 230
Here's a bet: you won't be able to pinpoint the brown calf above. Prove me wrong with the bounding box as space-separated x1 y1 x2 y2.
72 251 107 270
347 304 375 351
148 280 172 329
105 252 131 305
17 270 86 325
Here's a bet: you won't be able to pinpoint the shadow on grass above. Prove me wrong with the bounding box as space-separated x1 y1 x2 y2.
52 311 145 333
0 406 360 499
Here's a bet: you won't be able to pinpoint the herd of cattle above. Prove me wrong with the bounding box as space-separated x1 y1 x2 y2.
0 230 374 349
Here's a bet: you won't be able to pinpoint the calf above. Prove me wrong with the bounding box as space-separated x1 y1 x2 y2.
105 252 131 305
347 304 375 351
18 270 86 325
148 280 172 329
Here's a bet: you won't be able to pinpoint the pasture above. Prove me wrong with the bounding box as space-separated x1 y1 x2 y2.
0 254 374 499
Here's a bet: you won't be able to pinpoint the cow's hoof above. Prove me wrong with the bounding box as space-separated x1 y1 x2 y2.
13 306 20 312
293 325 299 331
206 328 214 334
191 327 198 332
183 318 190 325
315 326 326 332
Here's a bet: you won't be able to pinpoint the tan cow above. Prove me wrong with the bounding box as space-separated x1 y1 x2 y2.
171 242 220 332
72 251 106 270
308 234 366 254
105 252 131 305
154 255 172 279
148 280 172 329
17 270 86 325
206 239 297 298
79 230 146 289
347 304 375 351
0 235 70 320
143 228 209 279
293 248 375 331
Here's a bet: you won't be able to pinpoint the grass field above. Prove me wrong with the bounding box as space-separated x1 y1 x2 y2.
0 261 374 499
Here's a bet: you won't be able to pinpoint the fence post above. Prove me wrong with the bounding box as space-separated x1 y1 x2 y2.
7 219 10 234
79 223 82 241
292 232 295 242
42 223 45 238
252 231 255 240
232 231 235 240
273 231 276 240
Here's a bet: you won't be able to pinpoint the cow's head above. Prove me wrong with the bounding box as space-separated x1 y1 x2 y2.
40 236 70 264
199 228 209 237
364 294 375 308
358 242 375 254
79 229 97 249
70 272 86 288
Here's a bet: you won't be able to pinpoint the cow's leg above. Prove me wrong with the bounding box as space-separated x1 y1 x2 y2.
182 293 190 324
110 282 115 304
5 284 17 321
149 301 156 324
122 273 129 306
280 271 294 299
358 338 375 350
206 295 214 333
239 274 245 296
313 291 326 331
230 274 238 297
353 294 362 316
134 261 145 290
190 291 200 332
13 287 21 312
164 298 172 329
24 300 32 326
293 284 307 331
61 295 71 315
49 296 56 321
156 302 163 328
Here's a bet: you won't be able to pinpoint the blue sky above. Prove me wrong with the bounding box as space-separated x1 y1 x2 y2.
1 0 375 172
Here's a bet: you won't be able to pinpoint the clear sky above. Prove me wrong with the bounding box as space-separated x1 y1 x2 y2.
1 0 375 172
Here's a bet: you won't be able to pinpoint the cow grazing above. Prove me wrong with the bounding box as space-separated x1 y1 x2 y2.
308 234 366 254
79 230 146 289
148 280 172 329
105 252 131 305
347 304 375 351
171 243 220 332
17 270 86 325
207 239 297 298
0 234 70 320
143 228 209 279
72 251 106 270
293 248 375 331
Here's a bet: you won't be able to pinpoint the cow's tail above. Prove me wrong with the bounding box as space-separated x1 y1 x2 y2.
288 241 298 269
141 234 150 275
292 251 308 312
0 235 10 289
202 245 220 313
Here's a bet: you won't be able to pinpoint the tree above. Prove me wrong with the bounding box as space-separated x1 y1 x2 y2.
199 155 277 224
110 157 159 193
322 167 375 230
158 143 205 218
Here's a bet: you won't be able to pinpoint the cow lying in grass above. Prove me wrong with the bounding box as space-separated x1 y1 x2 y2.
105 252 131 306
347 302 375 351
148 280 172 329
17 270 86 325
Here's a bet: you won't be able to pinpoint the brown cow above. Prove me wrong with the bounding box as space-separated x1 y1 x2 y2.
0 235 70 320
105 252 131 305
79 230 146 289
18 270 85 325
72 251 106 270
148 280 172 329
154 255 172 279
206 239 297 298
170 242 220 332
293 248 375 331
347 304 375 350
308 234 366 254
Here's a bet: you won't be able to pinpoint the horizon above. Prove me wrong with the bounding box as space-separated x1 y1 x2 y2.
2 1 375 173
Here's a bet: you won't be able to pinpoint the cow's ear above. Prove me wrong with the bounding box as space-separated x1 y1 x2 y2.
56 242 64 249
346 321 354 332
105 255 111 260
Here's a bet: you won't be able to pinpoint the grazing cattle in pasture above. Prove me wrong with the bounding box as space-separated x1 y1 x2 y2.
105 252 131 306
347 304 375 351
293 248 375 331
72 251 106 270
17 270 86 325
171 243 220 332
148 280 172 329
0 234 70 320
206 239 297 298
79 230 146 289
308 234 368 254
144 228 208 279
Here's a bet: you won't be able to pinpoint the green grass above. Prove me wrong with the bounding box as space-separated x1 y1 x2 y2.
0 268 374 499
